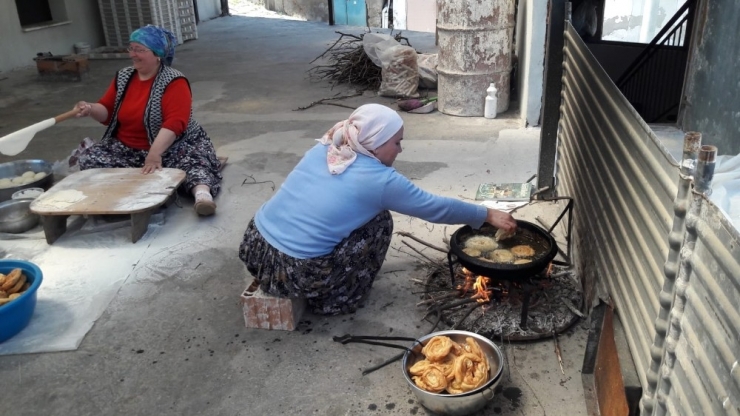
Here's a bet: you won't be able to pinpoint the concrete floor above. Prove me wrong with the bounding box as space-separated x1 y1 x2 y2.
0 11 590 416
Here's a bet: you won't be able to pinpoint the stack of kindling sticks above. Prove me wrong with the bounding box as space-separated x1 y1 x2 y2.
308 31 411 91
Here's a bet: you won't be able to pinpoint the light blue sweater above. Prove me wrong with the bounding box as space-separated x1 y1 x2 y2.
254 143 488 259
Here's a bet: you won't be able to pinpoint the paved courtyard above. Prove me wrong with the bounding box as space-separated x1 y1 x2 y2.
0 9 590 416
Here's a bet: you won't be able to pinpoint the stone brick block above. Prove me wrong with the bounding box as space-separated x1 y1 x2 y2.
33 54 89 81
241 281 304 331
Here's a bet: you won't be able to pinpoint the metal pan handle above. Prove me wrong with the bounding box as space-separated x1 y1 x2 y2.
332 334 419 352
333 334 419 343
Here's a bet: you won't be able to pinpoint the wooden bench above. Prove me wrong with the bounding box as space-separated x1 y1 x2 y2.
30 168 186 244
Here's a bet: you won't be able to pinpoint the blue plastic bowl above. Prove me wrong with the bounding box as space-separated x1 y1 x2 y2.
0 259 43 343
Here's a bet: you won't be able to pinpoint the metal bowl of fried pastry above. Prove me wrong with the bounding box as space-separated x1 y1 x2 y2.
402 330 505 416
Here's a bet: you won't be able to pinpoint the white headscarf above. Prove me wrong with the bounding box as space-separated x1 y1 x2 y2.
317 104 403 175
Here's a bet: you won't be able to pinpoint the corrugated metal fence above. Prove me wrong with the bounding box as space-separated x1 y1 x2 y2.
556 22 740 415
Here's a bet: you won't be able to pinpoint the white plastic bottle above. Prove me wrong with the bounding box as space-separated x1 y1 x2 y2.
484 83 498 119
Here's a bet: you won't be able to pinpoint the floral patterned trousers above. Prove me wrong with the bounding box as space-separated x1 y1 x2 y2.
238 211 393 315
78 128 222 196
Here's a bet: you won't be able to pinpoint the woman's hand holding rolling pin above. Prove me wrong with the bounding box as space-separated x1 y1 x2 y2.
74 101 93 118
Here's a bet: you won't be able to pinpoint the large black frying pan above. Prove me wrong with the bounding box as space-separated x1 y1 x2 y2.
449 220 558 281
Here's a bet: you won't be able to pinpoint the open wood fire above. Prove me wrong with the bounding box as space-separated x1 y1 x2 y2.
459 269 493 303
419 263 582 342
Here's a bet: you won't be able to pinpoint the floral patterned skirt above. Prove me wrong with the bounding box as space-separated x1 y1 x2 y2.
78 126 222 196
238 211 393 315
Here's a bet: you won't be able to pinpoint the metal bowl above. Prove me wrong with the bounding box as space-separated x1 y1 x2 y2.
402 330 505 416
0 160 53 202
12 187 44 200
0 199 40 233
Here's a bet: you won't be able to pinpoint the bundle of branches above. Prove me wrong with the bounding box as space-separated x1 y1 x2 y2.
308 31 411 91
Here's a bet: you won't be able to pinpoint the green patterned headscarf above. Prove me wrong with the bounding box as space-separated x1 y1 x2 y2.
129 25 177 66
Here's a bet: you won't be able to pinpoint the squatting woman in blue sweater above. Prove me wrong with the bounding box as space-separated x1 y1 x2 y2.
238 104 516 315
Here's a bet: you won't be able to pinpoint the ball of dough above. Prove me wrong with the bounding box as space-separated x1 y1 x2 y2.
21 171 35 179
11 176 24 184
21 177 35 184
34 172 47 180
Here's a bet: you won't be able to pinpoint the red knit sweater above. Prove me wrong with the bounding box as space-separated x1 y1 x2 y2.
98 76 191 150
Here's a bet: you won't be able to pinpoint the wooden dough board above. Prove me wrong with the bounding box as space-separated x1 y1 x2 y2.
30 168 186 244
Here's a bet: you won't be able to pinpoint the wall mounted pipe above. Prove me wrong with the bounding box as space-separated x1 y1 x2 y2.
653 145 717 416
640 131 701 415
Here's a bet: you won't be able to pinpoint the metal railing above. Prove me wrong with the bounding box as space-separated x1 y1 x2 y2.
615 0 696 123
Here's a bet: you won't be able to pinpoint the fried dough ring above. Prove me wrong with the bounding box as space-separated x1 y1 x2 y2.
450 340 491 393
422 336 455 362
0 268 22 291
453 354 475 383
7 274 26 295
462 337 485 362
463 236 498 252
462 247 482 257
495 227 516 242
511 245 536 257
488 249 514 263
448 341 464 357
463 358 489 391
446 379 465 394
411 363 448 393
409 336 490 395
444 353 482 394
409 359 434 376
437 354 458 382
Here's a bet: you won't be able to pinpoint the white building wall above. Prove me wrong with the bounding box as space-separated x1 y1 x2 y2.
197 0 222 21
515 0 547 126
406 0 436 33
393 0 407 29
0 0 104 73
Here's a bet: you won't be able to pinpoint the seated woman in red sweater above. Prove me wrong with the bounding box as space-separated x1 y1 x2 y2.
72 25 222 216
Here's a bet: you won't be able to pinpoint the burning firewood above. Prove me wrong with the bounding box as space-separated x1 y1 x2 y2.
398 231 583 341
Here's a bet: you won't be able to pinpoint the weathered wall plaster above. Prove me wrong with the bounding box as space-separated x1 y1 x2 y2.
681 0 740 155
0 0 104 72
